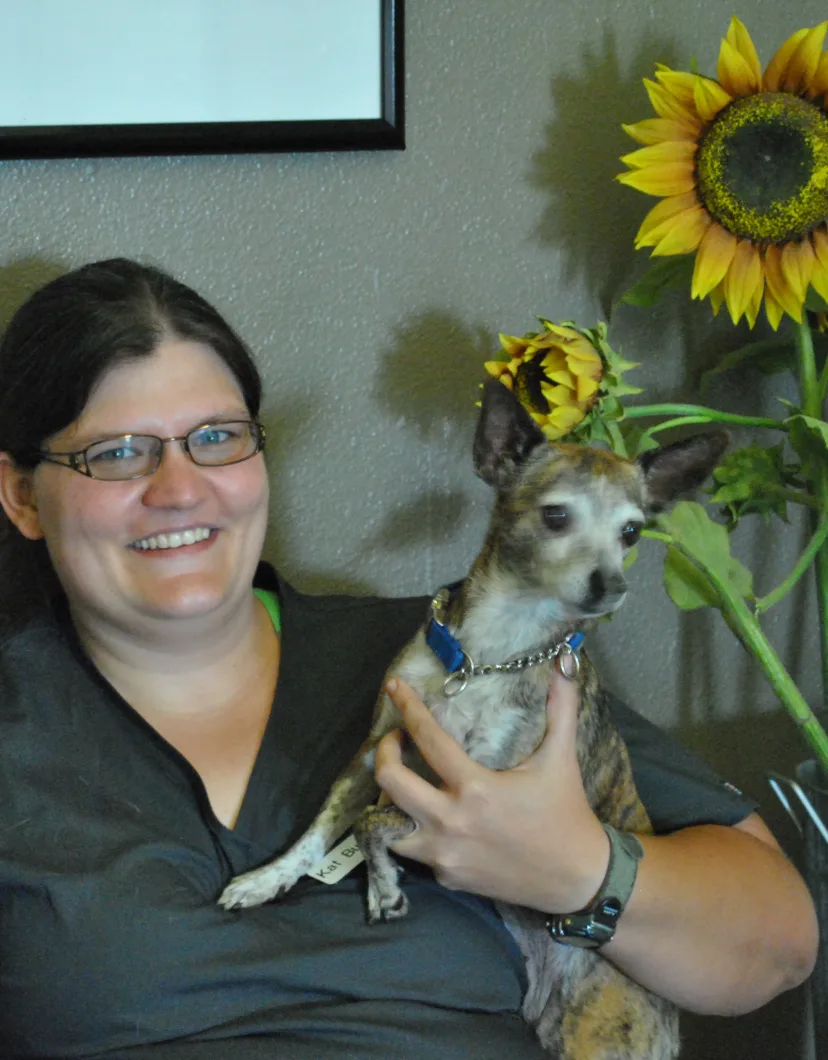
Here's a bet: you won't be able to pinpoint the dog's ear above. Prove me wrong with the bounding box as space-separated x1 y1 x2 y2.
637 430 730 512
473 379 548 487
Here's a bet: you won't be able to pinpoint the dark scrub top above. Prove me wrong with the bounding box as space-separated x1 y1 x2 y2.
0 565 756 1060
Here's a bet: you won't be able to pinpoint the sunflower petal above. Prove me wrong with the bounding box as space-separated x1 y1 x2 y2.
634 191 699 247
541 348 567 372
643 78 699 124
810 52 828 97
808 228 828 303
780 22 827 94
723 241 763 325
655 69 701 108
780 240 815 306
498 334 530 358
548 406 585 433
709 281 726 317
764 289 785 331
720 17 762 93
764 244 804 323
744 272 765 329
762 27 810 92
575 375 600 402
544 323 582 342
693 76 732 122
546 369 576 388
717 39 761 97
620 140 696 169
564 349 603 376
621 117 700 145
485 361 514 384
651 205 711 256
616 161 696 197
540 383 572 406
691 224 738 299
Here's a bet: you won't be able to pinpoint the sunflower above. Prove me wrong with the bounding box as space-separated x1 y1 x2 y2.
484 323 604 440
618 18 828 329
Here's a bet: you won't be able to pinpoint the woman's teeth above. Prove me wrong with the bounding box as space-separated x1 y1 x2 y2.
132 528 213 551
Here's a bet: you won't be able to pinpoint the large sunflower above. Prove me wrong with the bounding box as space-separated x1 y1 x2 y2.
618 18 828 329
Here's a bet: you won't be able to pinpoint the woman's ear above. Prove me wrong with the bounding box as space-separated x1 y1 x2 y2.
0 454 44 540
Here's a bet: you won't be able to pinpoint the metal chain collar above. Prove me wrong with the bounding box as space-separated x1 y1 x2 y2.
442 639 580 697
428 584 583 697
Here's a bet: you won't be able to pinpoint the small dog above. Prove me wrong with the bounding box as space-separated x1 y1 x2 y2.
220 379 728 1059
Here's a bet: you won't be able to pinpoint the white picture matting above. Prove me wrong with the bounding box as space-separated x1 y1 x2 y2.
0 0 383 128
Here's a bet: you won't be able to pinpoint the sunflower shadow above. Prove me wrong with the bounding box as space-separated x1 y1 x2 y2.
529 28 686 315
0 256 68 331
374 309 494 442
357 489 474 558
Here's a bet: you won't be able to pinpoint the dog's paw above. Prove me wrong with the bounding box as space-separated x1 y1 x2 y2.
366 881 409 924
218 868 297 910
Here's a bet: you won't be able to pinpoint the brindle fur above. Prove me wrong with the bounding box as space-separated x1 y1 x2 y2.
219 380 728 1059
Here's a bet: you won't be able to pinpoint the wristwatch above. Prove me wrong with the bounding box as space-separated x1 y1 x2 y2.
546 824 643 950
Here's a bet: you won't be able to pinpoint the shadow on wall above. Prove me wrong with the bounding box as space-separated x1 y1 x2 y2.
0 258 70 632
374 308 492 441
528 27 684 315
0 257 67 332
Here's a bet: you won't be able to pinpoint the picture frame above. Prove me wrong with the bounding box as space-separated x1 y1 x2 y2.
0 0 404 159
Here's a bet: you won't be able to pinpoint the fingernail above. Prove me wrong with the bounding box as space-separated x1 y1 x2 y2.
386 677 398 694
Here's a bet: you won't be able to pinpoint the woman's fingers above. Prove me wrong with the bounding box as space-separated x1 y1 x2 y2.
375 726 447 824
382 678 479 787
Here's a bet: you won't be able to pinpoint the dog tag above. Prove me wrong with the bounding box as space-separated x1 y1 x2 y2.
305 833 365 884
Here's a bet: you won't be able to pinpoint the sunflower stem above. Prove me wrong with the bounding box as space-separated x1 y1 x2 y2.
645 529 828 772
754 513 828 615
623 404 784 431
794 319 828 710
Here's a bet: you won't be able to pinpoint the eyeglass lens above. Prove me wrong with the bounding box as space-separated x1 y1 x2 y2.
84 422 260 480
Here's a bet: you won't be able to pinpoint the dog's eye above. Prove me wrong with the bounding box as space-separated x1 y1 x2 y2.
621 522 642 547
542 505 570 533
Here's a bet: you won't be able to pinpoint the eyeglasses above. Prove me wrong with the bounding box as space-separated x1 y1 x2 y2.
37 420 266 481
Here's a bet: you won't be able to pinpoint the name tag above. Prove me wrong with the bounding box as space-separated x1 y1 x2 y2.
306 833 365 884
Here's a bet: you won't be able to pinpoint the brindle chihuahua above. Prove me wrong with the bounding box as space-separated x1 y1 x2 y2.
220 379 728 1060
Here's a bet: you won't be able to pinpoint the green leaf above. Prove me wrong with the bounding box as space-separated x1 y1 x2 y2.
618 255 695 308
709 443 800 525
664 546 720 610
657 501 754 611
786 414 828 484
699 339 794 389
622 425 661 458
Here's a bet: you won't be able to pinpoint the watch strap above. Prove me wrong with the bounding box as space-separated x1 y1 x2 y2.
546 824 643 949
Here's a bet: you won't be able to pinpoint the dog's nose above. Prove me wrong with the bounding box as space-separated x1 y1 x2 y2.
587 569 627 605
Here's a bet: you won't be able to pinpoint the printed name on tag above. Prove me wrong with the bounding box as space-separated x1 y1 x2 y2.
306 833 365 884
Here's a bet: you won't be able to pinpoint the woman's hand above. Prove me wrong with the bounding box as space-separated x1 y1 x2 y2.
374 672 609 914
375 675 819 1015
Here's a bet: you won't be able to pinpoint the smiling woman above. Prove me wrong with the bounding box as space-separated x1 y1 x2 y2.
0 259 816 1058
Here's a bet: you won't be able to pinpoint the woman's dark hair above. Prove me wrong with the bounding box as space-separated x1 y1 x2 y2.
0 258 263 630
0 257 262 468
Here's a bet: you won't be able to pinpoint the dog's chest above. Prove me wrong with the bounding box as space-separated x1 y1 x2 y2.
396 632 550 771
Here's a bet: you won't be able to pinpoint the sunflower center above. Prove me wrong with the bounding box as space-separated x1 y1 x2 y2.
514 355 550 414
696 92 828 243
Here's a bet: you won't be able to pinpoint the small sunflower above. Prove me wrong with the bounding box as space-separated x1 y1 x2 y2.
484 323 604 440
618 18 828 329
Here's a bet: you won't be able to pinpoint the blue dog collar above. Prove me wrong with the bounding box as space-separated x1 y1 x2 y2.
425 583 584 695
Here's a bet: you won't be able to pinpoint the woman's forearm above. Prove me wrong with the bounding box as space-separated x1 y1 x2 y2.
603 816 819 1015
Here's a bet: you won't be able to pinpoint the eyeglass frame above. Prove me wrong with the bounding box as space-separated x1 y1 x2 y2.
35 420 267 481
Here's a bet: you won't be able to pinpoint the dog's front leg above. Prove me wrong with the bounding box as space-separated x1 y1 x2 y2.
218 745 380 909
352 804 417 923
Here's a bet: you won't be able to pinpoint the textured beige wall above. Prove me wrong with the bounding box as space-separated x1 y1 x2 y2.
0 2 823 1054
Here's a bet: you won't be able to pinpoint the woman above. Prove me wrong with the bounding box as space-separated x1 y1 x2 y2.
0 259 817 1059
